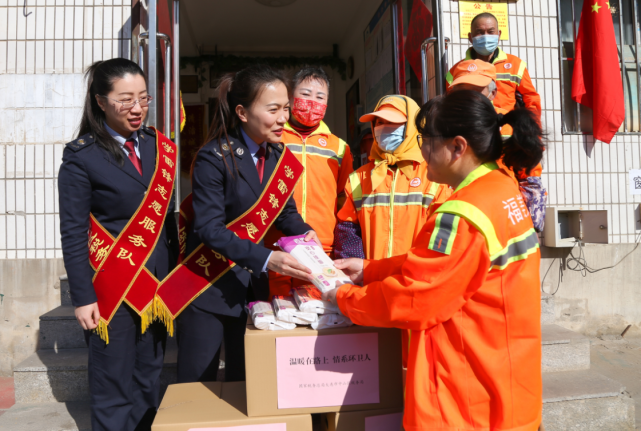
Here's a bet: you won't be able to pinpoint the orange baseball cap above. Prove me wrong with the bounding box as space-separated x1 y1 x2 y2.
359 105 407 124
449 59 496 88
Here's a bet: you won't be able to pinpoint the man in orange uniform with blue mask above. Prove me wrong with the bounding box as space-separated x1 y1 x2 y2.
265 66 354 298
334 95 451 367
447 13 541 120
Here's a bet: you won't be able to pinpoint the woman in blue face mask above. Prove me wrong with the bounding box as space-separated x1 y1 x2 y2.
469 13 501 61
333 95 452 369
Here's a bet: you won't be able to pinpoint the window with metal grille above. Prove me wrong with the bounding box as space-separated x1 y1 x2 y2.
558 0 641 134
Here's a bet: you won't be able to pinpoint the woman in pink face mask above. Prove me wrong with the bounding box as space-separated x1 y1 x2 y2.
263 66 355 299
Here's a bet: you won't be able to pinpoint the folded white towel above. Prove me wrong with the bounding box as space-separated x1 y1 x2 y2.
311 313 353 330
272 296 318 325
249 301 296 331
292 285 340 314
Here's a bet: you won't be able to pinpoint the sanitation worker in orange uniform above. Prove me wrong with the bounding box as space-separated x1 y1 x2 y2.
266 66 353 298
334 95 451 366
447 12 541 120
323 90 544 431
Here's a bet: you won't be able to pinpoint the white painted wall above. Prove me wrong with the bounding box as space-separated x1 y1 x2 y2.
0 0 132 258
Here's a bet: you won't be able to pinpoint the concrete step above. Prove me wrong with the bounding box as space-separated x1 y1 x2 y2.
541 292 555 325
60 276 71 307
541 324 590 373
14 342 178 403
0 401 91 431
542 370 635 430
39 306 85 350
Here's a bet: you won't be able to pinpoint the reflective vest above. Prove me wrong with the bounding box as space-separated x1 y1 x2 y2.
336 162 542 430
266 121 353 298
447 48 542 118
265 121 353 254
338 160 451 260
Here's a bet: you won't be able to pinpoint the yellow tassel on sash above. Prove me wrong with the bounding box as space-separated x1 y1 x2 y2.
95 319 110 344
140 304 154 334
153 296 174 337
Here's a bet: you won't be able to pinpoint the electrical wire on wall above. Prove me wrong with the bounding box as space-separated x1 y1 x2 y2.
541 230 641 295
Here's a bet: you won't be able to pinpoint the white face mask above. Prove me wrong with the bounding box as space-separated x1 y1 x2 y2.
374 124 405 153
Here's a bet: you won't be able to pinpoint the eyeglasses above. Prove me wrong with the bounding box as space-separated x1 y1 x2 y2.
99 95 153 110
417 134 446 149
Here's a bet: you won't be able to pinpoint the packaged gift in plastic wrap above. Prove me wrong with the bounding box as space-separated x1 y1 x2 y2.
292 285 340 314
249 301 296 331
311 312 353 330
272 295 318 325
276 235 352 293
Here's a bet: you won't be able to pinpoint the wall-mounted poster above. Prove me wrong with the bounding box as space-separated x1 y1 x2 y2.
363 0 395 113
459 1 509 40
345 79 360 149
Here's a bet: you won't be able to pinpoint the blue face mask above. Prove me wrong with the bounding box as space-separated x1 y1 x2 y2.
374 124 405 153
472 34 499 56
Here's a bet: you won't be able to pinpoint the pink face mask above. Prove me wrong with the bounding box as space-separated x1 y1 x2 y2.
292 97 327 127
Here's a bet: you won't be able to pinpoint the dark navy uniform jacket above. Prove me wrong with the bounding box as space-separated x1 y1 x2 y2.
186 130 311 317
58 127 179 308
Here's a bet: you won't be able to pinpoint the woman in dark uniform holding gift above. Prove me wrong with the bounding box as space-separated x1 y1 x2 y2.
176 65 319 383
58 58 178 431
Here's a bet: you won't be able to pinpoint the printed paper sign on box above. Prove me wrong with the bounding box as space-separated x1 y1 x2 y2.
275 333 380 409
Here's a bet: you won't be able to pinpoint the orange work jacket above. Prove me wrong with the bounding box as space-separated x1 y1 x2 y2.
338 161 451 368
336 162 542 431
448 48 541 118
338 160 451 260
266 121 353 297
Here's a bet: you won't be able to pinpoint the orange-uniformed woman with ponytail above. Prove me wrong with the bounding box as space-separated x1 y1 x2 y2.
323 90 544 431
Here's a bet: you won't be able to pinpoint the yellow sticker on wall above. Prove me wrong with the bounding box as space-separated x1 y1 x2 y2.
459 1 509 41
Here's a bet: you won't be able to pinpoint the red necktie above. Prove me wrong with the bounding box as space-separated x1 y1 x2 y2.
124 139 142 176
256 146 265 183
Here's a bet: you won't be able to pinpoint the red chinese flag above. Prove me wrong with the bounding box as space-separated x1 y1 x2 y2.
404 0 432 82
571 0 624 144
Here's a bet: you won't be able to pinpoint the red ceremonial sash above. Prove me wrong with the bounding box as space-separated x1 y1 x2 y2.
177 193 194 264
154 146 303 334
87 128 177 343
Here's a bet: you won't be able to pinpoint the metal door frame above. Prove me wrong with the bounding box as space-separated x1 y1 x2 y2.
133 0 182 212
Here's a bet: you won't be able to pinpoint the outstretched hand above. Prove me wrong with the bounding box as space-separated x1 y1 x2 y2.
334 258 365 286
268 251 313 281
304 230 321 247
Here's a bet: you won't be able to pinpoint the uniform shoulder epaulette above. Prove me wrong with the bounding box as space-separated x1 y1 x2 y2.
270 142 285 155
208 138 235 160
140 126 156 138
65 133 95 152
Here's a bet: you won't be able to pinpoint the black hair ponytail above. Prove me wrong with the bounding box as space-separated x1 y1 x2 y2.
77 58 147 166
500 108 544 176
415 90 544 175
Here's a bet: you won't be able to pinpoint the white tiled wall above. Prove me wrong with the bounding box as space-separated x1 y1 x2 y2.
443 0 641 244
0 0 131 258
1 0 640 258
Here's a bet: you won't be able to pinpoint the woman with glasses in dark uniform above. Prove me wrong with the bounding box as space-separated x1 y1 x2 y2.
58 58 178 431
